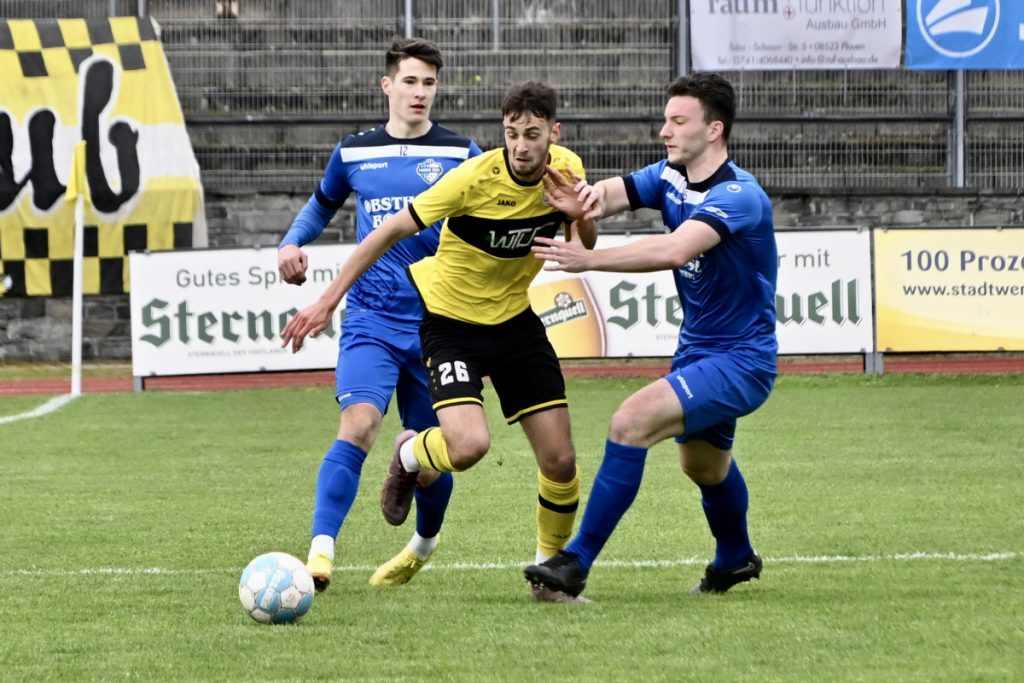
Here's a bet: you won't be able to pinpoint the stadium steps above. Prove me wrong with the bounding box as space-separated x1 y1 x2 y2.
188 124 952 193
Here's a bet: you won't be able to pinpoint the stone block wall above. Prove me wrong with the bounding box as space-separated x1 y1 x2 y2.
1 295 131 361
4 188 1022 362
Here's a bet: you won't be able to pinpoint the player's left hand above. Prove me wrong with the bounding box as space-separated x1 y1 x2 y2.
532 222 591 273
280 300 333 352
542 165 588 219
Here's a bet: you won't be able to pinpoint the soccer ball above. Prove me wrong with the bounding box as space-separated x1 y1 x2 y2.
238 552 315 624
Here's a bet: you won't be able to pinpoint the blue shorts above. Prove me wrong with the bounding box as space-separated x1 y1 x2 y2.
666 346 776 451
335 311 438 432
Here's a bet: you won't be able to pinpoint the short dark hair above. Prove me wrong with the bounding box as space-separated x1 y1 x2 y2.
501 81 557 122
666 72 736 142
386 38 443 76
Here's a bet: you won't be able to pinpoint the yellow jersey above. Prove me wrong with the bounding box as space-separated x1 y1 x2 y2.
407 144 585 325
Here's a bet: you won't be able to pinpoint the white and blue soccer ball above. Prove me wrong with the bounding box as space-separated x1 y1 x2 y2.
238 552 315 624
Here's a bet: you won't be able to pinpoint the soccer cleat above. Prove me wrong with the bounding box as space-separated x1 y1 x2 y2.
690 552 763 594
380 429 418 526
523 550 588 598
369 544 434 586
530 584 594 604
306 551 333 594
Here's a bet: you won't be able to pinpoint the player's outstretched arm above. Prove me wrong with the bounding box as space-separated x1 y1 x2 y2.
278 193 339 285
280 208 419 352
534 217 721 274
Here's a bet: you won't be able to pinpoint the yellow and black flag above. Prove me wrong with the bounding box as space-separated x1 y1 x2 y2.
0 16 205 297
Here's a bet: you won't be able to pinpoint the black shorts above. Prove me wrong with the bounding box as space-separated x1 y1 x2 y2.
419 308 567 424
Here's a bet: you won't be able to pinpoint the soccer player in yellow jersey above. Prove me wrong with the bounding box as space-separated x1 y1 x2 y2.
281 82 596 586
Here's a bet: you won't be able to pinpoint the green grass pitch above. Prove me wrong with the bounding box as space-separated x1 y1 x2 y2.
1 373 1022 681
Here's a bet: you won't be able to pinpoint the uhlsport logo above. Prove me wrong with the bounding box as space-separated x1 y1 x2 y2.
917 0 1000 58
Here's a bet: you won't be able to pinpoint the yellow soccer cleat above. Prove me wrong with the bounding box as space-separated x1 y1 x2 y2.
369 544 435 587
306 551 333 593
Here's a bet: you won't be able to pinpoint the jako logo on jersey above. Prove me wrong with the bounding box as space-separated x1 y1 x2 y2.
497 198 517 207
360 161 388 171
417 159 443 184
727 183 742 193
917 0 1000 58
703 206 729 219
666 192 683 206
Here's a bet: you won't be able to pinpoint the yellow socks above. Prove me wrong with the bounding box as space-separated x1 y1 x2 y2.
536 467 580 559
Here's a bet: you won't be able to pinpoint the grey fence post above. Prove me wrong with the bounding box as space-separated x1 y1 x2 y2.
953 70 966 187
492 0 501 51
676 0 688 76
864 352 885 375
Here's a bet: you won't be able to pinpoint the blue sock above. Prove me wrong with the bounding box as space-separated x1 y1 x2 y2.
310 440 368 538
413 472 453 539
698 458 753 570
564 439 648 572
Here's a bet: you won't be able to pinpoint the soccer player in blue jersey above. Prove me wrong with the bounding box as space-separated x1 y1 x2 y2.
524 72 777 600
277 38 482 593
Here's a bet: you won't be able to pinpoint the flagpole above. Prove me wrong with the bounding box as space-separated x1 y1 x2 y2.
69 141 87 397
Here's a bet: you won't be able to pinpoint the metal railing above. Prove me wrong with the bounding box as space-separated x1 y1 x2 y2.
2 0 1022 192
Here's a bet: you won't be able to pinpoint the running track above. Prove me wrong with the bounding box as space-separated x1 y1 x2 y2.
2 355 1022 396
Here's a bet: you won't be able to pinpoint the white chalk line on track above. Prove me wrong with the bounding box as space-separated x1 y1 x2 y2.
4 551 1019 578
0 394 77 425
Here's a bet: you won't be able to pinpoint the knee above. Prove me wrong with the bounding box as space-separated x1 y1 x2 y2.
607 404 653 447
445 430 490 470
538 448 577 482
680 459 708 483
337 409 382 451
680 445 731 485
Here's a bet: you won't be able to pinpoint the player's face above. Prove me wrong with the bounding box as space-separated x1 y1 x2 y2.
503 113 560 182
659 95 718 166
382 57 438 128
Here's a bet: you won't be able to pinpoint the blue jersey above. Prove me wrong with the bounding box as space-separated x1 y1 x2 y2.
281 124 482 325
624 159 777 354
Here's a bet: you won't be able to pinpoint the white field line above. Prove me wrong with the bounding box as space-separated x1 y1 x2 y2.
4 551 1019 578
0 394 77 425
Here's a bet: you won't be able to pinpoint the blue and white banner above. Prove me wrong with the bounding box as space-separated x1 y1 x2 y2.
906 0 1024 69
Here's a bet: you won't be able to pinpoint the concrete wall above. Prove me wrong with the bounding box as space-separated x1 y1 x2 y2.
3 189 1022 362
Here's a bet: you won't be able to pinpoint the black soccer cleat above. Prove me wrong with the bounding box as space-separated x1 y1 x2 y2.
524 550 588 598
691 552 763 594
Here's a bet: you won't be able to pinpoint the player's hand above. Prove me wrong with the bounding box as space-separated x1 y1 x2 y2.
577 181 605 220
278 244 308 285
542 165 588 219
280 300 333 352
532 222 591 273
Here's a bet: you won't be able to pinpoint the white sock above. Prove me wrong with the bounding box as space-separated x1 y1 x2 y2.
309 534 335 561
399 436 421 472
535 549 552 564
407 532 437 560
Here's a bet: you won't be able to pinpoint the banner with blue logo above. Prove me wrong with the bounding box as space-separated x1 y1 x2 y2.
906 0 1024 69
